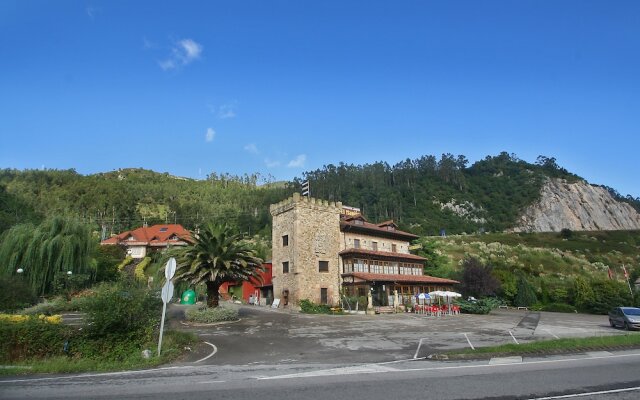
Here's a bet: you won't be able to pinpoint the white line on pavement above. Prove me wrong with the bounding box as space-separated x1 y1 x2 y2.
529 386 640 399
463 333 475 350
509 330 520 344
542 329 560 339
414 338 425 359
196 380 226 384
194 342 218 363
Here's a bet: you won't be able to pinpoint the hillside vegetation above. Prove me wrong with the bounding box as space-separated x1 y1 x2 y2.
414 230 640 312
1 152 638 238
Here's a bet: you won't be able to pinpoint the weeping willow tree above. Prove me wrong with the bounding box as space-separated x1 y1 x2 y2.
0 216 96 295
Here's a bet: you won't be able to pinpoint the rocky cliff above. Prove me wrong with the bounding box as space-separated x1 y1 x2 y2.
512 179 640 232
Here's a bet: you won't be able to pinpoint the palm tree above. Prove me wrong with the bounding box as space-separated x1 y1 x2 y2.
173 224 264 307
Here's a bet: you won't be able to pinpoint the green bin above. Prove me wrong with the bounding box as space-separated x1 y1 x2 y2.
181 289 196 305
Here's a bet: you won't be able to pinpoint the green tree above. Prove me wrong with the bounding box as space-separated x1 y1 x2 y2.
172 224 263 308
514 271 538 307
0 217 96 295
458 257 500 298
572 276 594 310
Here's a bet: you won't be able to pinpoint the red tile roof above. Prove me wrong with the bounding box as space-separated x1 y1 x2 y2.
339 248 426 261
342 272 459 284
101 224 193 246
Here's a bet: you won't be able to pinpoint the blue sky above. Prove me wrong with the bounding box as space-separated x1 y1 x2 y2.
1 1 638 197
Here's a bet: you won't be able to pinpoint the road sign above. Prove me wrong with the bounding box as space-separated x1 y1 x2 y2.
161 280 174 304
165 257 176 280
158 279 174 357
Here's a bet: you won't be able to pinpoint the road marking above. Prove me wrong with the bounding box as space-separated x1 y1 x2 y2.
258 364 398 380
463 333 475 350
194 342 218 363
509 330 520 344
489 356 522 365
257 352 640 381
196 380 225 384
529 386 640 399
414 338 425 359
542 329 560 339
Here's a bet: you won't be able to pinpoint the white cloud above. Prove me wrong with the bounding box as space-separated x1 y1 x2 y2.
287 154 307 168
265 158 281 168
205 128 216 142
218 103 237 119
244 143 259 154
158 59 176 71
86 6 99 19
178 39 202 62
158 38 203 71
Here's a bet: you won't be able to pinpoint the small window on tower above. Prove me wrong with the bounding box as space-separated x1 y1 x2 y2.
282 235 289 246
282 261 289 274
354 239 360 249
319 261 329 272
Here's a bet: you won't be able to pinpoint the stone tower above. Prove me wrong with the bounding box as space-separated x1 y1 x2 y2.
270 193 342 309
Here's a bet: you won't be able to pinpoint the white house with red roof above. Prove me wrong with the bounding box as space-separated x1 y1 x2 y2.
101 224 192 259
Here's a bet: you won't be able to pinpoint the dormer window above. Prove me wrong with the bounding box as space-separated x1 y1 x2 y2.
159 227 168 232
387 226 395 231
354 219 364 225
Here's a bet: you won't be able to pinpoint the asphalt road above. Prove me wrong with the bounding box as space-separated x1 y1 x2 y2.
3 350 640 399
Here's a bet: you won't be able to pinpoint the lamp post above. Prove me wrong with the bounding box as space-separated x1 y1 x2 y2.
65 271 73 300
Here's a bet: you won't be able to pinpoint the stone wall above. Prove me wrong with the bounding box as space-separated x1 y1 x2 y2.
270 193 342 308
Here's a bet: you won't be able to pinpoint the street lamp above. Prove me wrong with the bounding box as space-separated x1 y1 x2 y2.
16 268 24 274
64 271 73 300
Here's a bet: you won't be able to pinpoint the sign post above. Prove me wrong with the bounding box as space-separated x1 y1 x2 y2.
157 258 176 357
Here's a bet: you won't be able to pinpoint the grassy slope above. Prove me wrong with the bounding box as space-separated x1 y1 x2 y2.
422 230 640 282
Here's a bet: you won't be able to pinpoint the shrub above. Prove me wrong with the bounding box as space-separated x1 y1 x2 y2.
514 272 538 307
134 257 152 280
22 295 89 315
0 275 37 312
117 256 134 271
541 303 577 313
0 318 72 362
455 298 501 314
95 244 125 282
82 280 161 342
299 299 332 314
185 306 239 323
0 314 61 324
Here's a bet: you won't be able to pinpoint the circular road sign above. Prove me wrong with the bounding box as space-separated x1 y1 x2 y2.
165 257 177 280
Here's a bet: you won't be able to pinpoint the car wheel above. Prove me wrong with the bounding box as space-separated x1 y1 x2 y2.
609 319 615 327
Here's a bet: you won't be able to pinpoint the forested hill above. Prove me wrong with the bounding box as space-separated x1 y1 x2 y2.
1 152 638 237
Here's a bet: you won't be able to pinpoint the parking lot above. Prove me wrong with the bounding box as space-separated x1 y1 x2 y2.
173 304 631 366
